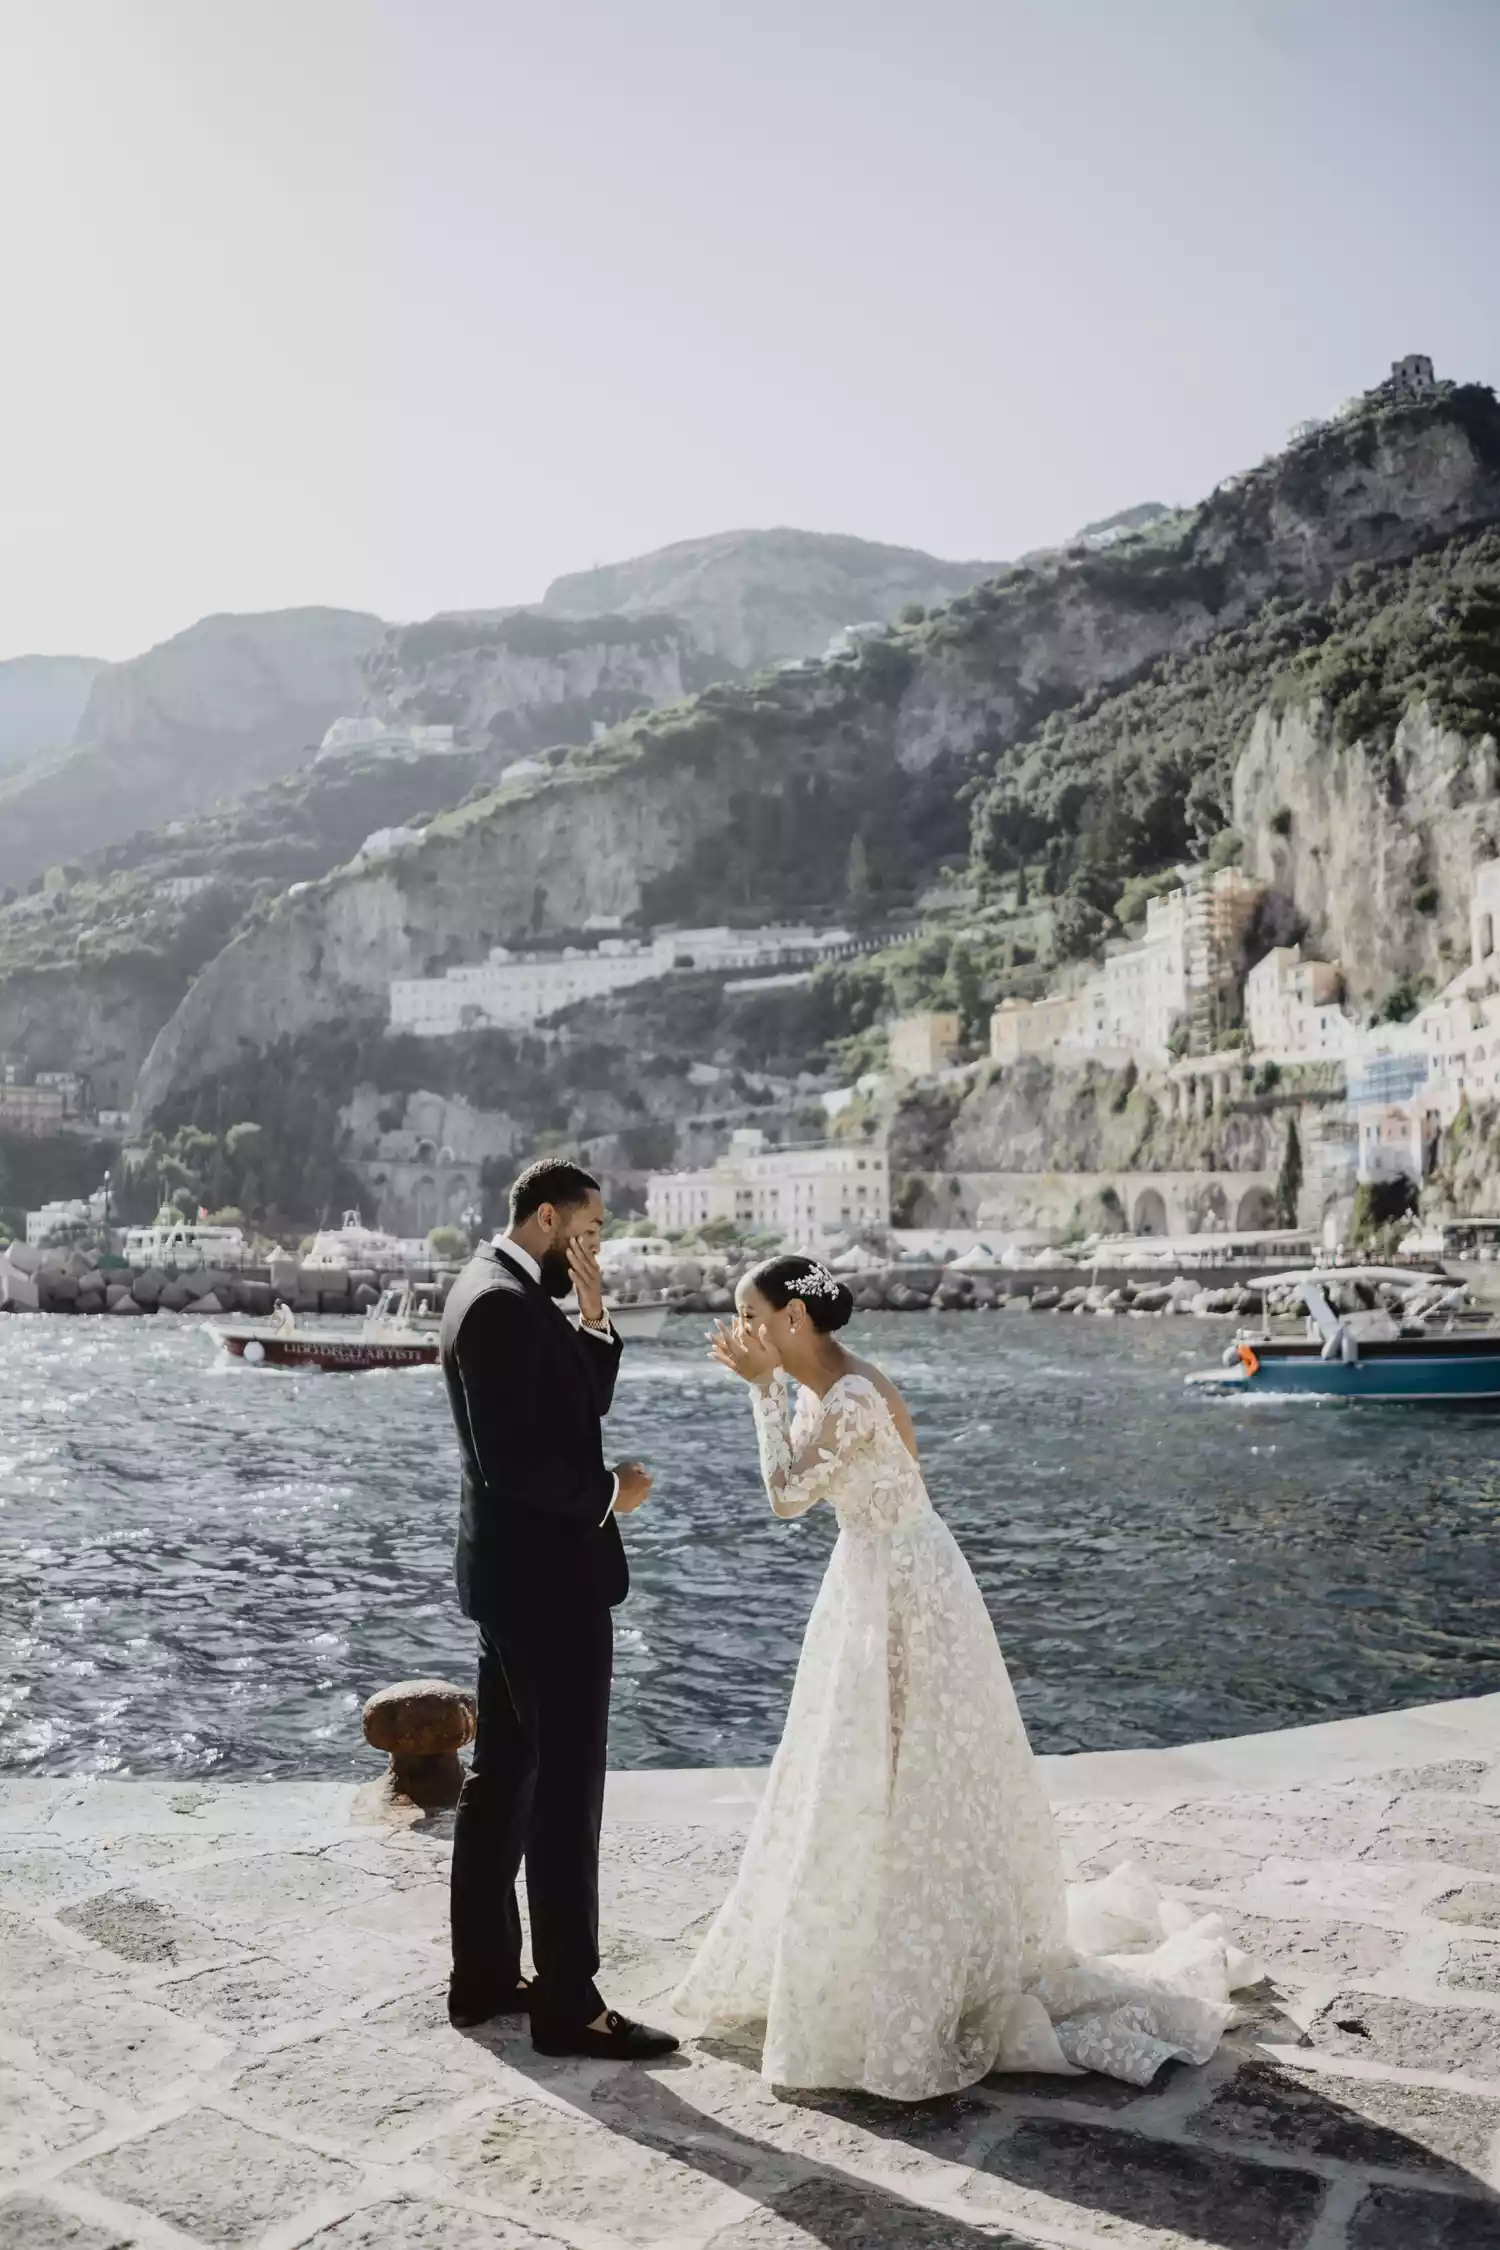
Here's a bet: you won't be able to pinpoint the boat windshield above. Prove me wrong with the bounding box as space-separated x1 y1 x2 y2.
1441 1222 1500 1257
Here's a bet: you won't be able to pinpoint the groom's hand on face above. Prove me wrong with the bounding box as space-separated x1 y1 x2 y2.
612 1461 652 1514
566 1236 606 1325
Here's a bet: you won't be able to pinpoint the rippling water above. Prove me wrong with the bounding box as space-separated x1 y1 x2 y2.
2 1313 1498 1779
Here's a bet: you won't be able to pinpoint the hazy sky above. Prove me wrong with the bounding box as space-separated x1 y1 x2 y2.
3 0 1498 660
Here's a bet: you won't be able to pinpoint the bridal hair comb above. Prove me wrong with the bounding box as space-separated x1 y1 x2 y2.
794 1264 841 1300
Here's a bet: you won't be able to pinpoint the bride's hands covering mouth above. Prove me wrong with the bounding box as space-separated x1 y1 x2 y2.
709 1314 780 1386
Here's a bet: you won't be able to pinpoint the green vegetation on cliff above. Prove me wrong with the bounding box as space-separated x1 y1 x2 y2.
384 608 713 669
0 748 505 974
971 512 1500 950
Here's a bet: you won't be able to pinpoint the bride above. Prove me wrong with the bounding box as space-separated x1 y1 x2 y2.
671 1253 1254 2100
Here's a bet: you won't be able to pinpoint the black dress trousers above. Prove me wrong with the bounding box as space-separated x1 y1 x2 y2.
450 1594 614 2026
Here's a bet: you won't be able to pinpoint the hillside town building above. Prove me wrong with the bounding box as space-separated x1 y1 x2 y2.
646 1127 890 1245
974 842 1500 1212
0 1079 66 1135
1388 353 1437 401
26 1189 109 1246
985 866 1264 1070
390 925 854 1036
316 717 462 763
1245 947 1355 1060
989 993 1082 1064
888 1013 961 1077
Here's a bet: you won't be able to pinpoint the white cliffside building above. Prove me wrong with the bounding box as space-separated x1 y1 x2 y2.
1090 888 1192 1061
647 1128 890 1246
1410 866 1500 1123
26 1189 109 1246
989 994 1085 1064
391 926 853 1037
359 826 425 862
317 717 461 763
1245 946 1357 1061
889 1013 961 1078
1334 854 1500 1188
1015 867 1263 1068
1075 868 1262 1064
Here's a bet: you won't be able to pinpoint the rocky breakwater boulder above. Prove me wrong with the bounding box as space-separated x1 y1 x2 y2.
651 1256 1272 1320
0 1247 40 1311
932 1274 978 1311
312 1265 351 1317
653 1256 736 1315
37 1267 80 1312
1016 1273 1264 1319
0 1251 295 1318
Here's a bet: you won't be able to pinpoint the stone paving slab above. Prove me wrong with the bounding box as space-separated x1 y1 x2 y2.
3 1695 1500 2249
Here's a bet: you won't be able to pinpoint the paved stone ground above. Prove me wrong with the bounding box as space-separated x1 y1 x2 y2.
5 1702 1500 2250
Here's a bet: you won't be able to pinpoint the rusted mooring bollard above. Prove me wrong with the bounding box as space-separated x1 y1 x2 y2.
362 1678 476 1811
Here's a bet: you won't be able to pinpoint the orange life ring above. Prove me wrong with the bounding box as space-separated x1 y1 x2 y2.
1236 1342 1261 1376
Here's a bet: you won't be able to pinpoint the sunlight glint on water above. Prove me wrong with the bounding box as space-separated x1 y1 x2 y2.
1 1314 1497 1777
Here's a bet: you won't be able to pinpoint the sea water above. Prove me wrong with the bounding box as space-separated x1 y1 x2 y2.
1 1313 1497 1777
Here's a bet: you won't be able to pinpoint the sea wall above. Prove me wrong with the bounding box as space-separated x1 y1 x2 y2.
0 1244 447 1319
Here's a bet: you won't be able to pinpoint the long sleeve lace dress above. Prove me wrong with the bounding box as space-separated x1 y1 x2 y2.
671 1370 1253 2099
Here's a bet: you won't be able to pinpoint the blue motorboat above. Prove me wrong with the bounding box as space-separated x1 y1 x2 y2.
1186 1266 1500 1404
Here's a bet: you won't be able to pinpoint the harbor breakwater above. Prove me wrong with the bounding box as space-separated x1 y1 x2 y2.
0 1241 1403 1322
0 1242 424 1319
672 1264 1281 1319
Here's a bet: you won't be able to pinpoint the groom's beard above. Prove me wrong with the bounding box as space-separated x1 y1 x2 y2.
537 1247 574 1298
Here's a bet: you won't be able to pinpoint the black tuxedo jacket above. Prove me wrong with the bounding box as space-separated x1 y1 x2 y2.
442 1242 628 1618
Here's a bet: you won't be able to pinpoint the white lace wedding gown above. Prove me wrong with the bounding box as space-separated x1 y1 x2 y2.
672 1370 1253 2099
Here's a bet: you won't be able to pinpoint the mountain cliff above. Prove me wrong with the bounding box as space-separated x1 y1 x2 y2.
0 607 385 889
1236 699 1498 1008
0 739 518 1105
0 608 741 1098
132 381 1500 1127
969 395 1500 946
361 608 732 754
540 528 1004 669
0 654 104 779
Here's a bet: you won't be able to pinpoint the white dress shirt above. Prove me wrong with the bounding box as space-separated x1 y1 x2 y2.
493 1236 619 1523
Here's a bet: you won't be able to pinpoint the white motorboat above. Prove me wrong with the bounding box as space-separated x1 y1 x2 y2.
1185 1265 1500 1403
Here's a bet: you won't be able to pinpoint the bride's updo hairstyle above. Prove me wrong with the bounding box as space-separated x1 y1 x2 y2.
745 1253 854 1335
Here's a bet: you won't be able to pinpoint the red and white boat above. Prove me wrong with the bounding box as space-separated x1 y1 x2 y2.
209 1285 440 1372
211 1279 676 1370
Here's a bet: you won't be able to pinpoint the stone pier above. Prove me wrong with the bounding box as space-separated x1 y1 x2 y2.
4 1693 1500 2249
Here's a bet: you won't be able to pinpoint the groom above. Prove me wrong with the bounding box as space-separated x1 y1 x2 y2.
441 1156 677 2060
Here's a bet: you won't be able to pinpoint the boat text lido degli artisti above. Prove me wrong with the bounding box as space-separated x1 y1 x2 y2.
208 1282 673 1370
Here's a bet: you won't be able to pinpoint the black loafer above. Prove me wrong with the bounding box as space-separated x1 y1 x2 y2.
448 1976 532 2029
531 2007 680 2061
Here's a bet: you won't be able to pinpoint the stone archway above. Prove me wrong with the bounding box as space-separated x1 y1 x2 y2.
1132 1187 1169 1236
1188 1182 1230 1233
1236 1185 1279 1231
412 1174 439 1232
